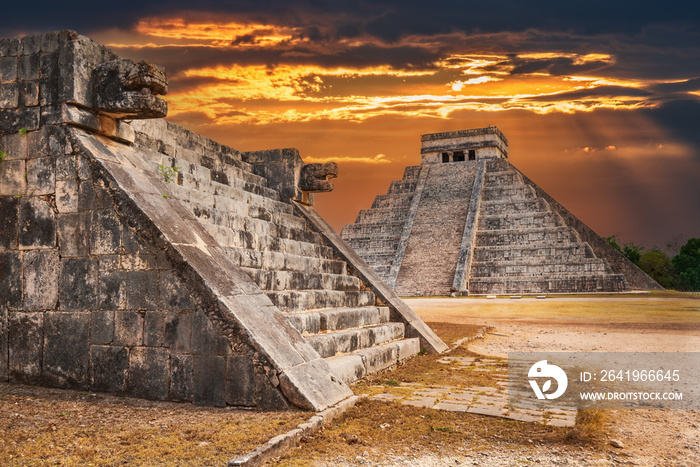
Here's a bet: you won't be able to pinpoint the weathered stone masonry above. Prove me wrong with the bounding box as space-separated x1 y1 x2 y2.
1 31 447 410
342 127 662 296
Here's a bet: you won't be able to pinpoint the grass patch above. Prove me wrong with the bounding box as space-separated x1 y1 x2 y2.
0 383 307 466
273 398 607 465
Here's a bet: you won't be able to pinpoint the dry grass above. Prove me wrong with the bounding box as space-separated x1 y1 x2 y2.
407 296 700 332
355 323 504 394
273 398 607 466
0 384 307 466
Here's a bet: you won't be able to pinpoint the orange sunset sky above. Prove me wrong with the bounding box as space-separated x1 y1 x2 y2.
8 2 700 249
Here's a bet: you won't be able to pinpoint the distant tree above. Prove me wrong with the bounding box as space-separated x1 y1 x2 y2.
638 248 677 289
605 235 621 252
672 238 700 291
605 235 644 265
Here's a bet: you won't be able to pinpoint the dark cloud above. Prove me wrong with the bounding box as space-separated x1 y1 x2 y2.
643 99 700 158
522 86 651 102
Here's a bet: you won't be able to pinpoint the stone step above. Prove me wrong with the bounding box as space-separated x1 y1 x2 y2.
371 194 414 209
484 170 522 185
479 211 562 230
305 322 406 358
471 258 613 277
479 198 549 215
353 207 414 224
469 274 629 294
267 290 376 313
223 247 347 275
285 306 391 334
472 243 595 262
167 182 294 221
340 222 405 237
481 185 535 201
388 180 418 194
475 226 578 247
202 223 333 257
189 203 316 243
156 156 274 199
325 338 421 384
241 268 361 292
342 237 401 251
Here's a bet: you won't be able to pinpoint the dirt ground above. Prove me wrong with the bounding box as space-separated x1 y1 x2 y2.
405 295 700 466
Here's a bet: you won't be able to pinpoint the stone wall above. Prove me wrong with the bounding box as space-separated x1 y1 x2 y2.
0 123 288 407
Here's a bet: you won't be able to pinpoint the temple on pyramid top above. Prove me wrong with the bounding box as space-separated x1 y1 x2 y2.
341 127 662 297
420 126 508 164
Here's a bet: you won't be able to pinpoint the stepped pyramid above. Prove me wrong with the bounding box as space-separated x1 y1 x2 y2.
0 31 446 411
341 127 662 296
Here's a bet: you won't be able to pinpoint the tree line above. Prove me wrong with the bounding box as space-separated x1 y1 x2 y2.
605 236 700 291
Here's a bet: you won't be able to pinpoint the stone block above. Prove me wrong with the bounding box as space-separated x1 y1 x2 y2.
0 37 20 56
55 179 79 213
26 128 48 158
0 159 25 195
90 345 128 392
159 270 195 310
91 209 121 255
59 257 98 310
144 311 164 346
226 354 256 407
19 196 56 249
0 57 18 83
99 269 127 310
23 249 59 310
39 80 58 107
8 312 43 384
126 270 158 310
170 354 193 401
114 311 144 346
26 156 55 194
191 309 230 356
90 310 115 345
0 251 23 308
0 132 27 161
77 179 95 211
164 311 192 353
42 312 89 387
0 197 19 249
128 347 170 400
57 212 90 256
18 54 40 81
21 35 41 55
0 82 18 108
20 81 39 107
55 155 77 181
40 33 59 53
193 355 226 406
40 51 58 79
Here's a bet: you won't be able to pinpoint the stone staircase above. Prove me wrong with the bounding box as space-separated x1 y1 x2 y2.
150 150 420 384
468 159 629 294
340 166 421 282
393 162 477 296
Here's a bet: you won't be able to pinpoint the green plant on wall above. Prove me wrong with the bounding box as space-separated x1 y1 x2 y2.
157 164 180 183
0 150 5 162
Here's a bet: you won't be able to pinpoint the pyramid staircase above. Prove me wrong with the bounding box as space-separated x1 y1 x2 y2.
340 166 421 283
468 159 629 294
149 146 421 384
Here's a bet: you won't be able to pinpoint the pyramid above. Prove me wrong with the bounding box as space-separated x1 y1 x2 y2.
0 31 446 411
341 127 662 296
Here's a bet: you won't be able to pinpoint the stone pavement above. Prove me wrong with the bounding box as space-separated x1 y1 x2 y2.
368 355 577 427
